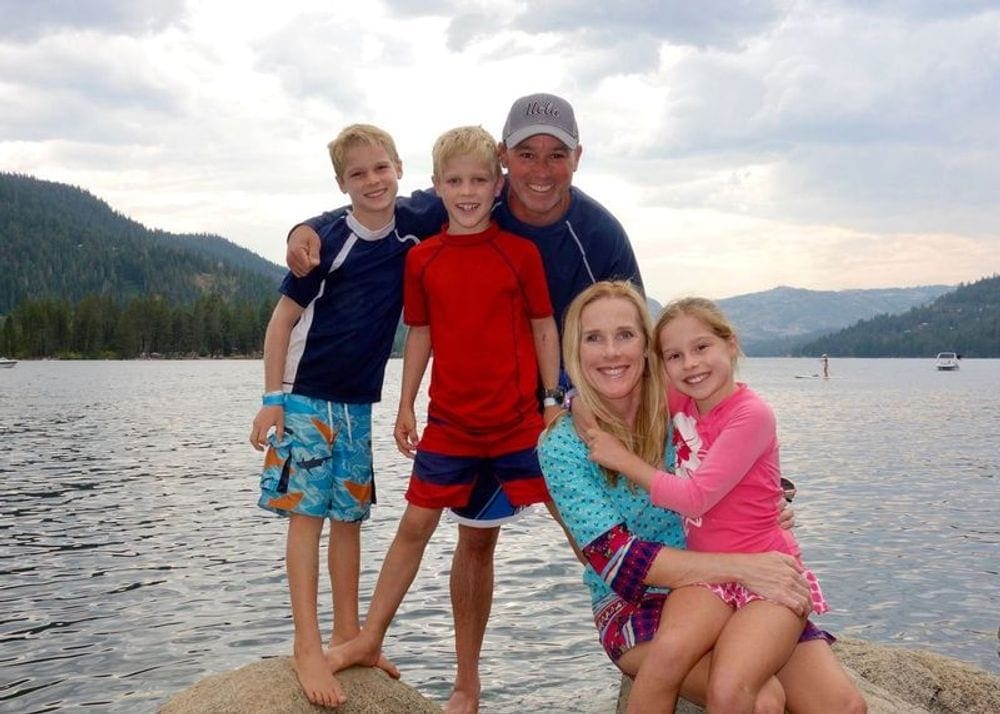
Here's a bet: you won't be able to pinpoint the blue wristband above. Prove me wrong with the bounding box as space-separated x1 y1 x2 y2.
262 391 285 407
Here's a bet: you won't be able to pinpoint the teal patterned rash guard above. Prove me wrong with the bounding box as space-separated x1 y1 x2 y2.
538 415 685 610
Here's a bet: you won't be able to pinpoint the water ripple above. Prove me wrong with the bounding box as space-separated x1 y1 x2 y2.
0 358 997 712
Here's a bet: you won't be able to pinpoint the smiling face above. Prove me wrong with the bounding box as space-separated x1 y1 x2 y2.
432 154 504 235
578 296 647 420
658 313 739 414
499 134 581 226
335 143 401 229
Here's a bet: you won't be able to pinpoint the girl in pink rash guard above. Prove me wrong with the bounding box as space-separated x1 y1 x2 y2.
585 296 829 714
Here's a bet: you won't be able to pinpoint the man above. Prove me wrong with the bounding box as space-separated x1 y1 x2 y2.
286 93 642 714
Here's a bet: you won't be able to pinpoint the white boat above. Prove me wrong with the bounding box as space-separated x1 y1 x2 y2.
0 357 16 368
934 352 959 371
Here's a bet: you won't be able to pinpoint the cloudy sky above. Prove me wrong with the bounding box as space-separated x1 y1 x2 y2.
2 0 998 300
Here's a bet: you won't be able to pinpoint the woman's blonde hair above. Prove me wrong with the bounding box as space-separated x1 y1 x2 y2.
654 296 742 366
559 281 667 484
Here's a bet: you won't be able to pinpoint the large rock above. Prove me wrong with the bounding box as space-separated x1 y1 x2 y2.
159 658 441 713
161 638 1000 713
616 637 1000 714
833 637 1000 713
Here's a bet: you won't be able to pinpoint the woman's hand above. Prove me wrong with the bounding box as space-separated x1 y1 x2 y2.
732 551 812 616
777 499 795 530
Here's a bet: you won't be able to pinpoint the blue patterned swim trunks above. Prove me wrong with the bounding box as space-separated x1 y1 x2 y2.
258 394 374 522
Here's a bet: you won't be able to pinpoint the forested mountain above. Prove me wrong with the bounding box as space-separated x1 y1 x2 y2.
797 275 1000 357
717 285 953 355
0 172 282 314
0 173 284 358
2 173 995 360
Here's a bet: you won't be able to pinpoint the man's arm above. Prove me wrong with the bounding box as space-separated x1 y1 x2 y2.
530 315 562 424
603 213 644 292
613 235 643 292
580 196 644 291
286 189 447 277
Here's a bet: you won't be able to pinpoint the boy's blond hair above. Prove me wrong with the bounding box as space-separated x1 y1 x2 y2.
557 281 668 483
327 124 401 181
431 125 501 180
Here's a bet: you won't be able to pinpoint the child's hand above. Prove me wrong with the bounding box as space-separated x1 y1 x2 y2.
249 406 283 451
584 428 631 472
393 407 420 459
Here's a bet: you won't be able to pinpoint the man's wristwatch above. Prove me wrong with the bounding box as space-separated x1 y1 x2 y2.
541 387 566 408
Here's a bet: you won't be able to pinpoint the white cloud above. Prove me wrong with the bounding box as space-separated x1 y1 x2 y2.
0 0 186 41
0 0 996 299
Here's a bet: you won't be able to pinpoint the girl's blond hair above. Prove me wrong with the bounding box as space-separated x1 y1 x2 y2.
654 296 742 366
558 281 667 484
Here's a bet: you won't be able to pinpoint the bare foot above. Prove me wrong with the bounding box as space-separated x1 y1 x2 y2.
375 651 401 679
444 684 480 714
294 645 346 709
325 632 381 670
326 633 399 679
324 633 399 679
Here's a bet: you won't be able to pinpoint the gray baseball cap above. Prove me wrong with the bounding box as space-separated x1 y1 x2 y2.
502 93 579 149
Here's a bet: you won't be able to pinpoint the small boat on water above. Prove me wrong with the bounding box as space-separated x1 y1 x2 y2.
0 357 16 368
934 351 959 371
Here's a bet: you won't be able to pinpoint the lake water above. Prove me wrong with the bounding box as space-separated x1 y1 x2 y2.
1 358 997 713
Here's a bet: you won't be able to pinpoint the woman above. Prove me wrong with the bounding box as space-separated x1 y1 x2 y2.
538 281 865 713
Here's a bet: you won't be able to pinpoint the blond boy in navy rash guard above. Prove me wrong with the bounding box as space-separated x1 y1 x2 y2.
249 124 439 708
